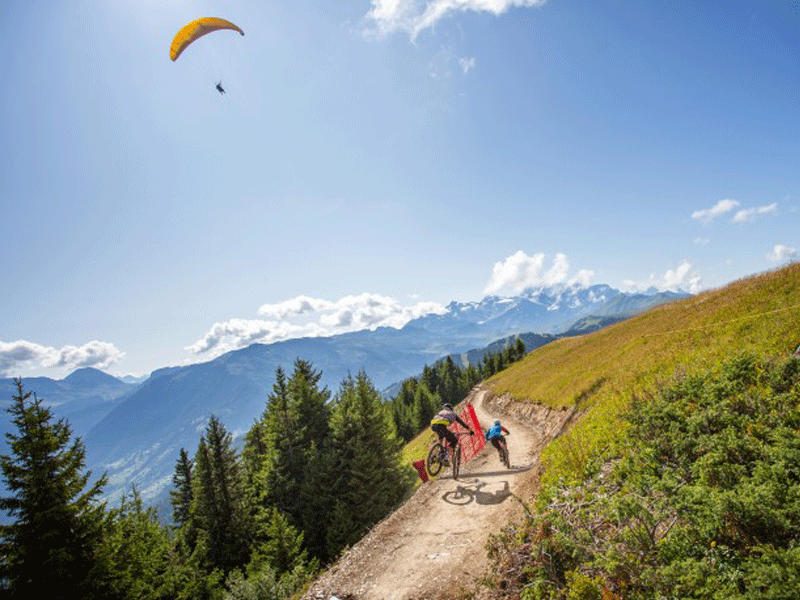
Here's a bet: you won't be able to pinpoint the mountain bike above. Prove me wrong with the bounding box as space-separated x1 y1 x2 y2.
426 431 471 479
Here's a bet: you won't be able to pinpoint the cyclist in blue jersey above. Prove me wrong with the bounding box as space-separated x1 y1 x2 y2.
485 419 510 462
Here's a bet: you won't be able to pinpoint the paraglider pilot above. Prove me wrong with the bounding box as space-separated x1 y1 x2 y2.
216 81 225 94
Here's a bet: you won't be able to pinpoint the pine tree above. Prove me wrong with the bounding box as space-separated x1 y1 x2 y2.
258 361 331 531
297 440 334 562
170 447 194 527
190 415 252 573
0 380 110 598
250 506 308 575
438 356 463 404
326 372 408 557
256 366 304 522
389 378 418 442
288 358 331 446
412 381 439 433
102 487 177 600
515 337 526 361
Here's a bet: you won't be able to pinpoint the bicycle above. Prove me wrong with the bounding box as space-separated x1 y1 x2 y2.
426 431 471 479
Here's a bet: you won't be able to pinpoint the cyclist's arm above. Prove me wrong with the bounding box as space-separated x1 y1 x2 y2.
454 415 473 432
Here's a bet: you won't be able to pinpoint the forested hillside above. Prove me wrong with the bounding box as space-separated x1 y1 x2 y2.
0 330 525 599
2 263 798 600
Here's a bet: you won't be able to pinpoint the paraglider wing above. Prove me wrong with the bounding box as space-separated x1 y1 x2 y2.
170 17 244 62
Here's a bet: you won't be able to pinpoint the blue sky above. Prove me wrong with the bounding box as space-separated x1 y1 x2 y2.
2 0 799 379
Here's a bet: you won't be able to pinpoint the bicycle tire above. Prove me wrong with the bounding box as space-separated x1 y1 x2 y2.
426 442 446 477
452 445 461 479
501 443 510 469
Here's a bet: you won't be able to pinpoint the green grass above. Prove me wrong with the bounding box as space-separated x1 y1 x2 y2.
485 261 800 486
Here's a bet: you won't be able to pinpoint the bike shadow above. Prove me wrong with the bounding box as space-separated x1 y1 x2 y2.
445 463 533 479
441 481 511 506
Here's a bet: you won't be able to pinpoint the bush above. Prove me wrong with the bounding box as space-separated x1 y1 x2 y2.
485 354 800 600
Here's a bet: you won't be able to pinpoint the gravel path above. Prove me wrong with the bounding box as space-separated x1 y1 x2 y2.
302 385 575 600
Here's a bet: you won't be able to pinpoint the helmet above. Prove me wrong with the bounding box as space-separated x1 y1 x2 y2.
443 403 453 410
494 419 501 425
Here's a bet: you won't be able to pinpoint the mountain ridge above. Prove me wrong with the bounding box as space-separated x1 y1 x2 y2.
1 284 688 505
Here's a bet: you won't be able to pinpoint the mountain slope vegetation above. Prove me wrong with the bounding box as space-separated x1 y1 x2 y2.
487 262 800 487
301 262 800 600
474 262 800 599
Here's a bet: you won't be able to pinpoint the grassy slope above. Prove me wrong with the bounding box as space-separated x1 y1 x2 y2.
485 262 800 487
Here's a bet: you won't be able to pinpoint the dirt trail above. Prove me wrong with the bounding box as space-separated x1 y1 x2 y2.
303 385 579 600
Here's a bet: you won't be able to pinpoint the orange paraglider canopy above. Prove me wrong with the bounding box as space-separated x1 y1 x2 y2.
170 17 244 62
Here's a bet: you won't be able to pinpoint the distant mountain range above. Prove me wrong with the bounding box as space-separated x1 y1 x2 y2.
0 284 688 510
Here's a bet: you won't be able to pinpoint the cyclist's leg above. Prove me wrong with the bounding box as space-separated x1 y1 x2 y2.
444 428 458 451
491 437 503 458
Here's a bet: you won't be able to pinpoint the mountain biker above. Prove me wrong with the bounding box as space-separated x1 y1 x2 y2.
485 419 510 462
430 403 474 452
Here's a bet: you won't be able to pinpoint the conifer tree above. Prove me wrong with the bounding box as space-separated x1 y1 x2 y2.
412 380 439 433
439 356 463 404
256 366 304 522
102 487 177 600
515 337 526 361
297 440 334 561
170 447 194 527
258 361 331 530
250 506 309 575
0 380 110 598
389 378 418 442
289 358 331 446
420 364 440 397
190 415 252 573
326 372 408 557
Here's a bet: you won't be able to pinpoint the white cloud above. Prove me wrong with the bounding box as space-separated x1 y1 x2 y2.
732 202 778 223
363 0 547 40
483 251 595 295
459 56 476 73
766 244 798 262
189 294 448 357
691 199 740 224
0 340 124 377
620 260 702 294
693 237 711 245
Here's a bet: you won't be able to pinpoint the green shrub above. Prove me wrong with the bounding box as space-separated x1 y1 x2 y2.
485 354 800 600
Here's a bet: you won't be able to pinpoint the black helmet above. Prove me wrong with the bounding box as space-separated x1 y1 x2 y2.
443 403 453 410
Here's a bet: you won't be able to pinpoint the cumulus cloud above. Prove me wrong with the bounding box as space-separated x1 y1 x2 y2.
459 56 476 73
0 340 124 376
766 244 798 262
188 294 448 357
732 202 778 223
691 199 779 225
483 251 595 295
620 261 702 294
363 0 547 40
691 199 740 224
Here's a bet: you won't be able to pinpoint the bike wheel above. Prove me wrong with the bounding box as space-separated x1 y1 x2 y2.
452 445 461 479
426 443 445 477
501 444 510 469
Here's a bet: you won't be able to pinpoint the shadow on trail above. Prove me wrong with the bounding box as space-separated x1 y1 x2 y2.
441 481 511 506
443 463 534 480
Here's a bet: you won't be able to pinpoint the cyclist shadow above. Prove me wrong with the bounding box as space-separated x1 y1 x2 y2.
441 481 511 506
456 464 533 478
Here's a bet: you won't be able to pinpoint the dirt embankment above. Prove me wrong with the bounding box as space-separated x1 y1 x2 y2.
302 385 581 600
